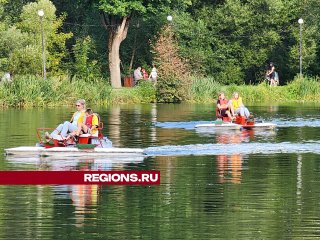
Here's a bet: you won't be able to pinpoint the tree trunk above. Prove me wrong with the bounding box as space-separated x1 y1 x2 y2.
108 34 122 88
100 12 134 88
129 21 139 73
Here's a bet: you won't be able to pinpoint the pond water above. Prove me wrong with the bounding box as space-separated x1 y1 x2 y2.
1 102 320 239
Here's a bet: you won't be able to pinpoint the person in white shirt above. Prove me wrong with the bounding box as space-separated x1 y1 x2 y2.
133 67 143 85
149 67 157 87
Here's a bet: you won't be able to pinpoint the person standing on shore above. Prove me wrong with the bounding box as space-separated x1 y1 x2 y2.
149 67 158 88
266 62 276 87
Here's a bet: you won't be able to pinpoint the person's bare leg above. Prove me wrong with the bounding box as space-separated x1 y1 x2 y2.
65 130 77 141
82 125 89 135
228 104 234 116
226 110 232 119
75 123 84 136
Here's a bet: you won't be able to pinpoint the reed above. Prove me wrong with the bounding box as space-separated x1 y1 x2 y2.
190 76 221 101
190 75 320 102
0 75 158 107
0 75 113 107
1 74 320 108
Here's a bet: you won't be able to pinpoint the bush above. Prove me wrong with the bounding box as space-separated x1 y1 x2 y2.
0 75 112 107
150 26 192 102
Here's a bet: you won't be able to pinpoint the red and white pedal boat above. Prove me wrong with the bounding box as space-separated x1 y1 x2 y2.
195 111 276 130
5 118 146 157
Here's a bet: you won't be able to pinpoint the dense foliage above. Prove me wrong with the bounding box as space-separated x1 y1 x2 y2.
1 0 320 95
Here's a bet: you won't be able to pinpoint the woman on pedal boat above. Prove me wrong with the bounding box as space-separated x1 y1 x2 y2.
229 92 250 118
217 92 234 119
45 99 86 141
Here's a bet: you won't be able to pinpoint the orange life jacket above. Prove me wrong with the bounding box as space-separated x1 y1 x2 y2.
219 99 228 110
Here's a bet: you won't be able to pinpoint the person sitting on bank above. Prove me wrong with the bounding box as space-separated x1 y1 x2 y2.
134 67 143 83
66 108 98 142
217 92 234 119
228 92 250 118
142 69 148 79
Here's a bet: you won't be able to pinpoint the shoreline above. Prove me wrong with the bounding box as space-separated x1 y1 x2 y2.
1 75 320 107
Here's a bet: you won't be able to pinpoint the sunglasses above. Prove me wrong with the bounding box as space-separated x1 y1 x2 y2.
76 104 81 107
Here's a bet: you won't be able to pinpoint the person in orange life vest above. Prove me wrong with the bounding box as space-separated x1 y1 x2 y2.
216 92 234 119
142 69 148 79
66 108 98 141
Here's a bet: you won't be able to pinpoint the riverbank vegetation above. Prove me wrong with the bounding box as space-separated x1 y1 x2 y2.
1 0 320 106
1 75 320 107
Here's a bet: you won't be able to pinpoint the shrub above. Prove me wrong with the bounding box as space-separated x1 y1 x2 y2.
150 26 192 102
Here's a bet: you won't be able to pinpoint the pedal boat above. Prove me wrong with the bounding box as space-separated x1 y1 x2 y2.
195 112 276 130
194 120 241 130
4 127 146 157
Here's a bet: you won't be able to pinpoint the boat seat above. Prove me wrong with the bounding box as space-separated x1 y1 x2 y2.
216 108 231 121
79 132 99 137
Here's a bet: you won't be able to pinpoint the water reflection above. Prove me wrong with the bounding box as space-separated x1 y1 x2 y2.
106 104 159 148
215 130 249 184
5 156 145 229
296 154 302 215
5 156 145 170
2 103 320 239
217 154 242 184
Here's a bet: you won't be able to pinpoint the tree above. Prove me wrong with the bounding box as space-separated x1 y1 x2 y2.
0 0 72 75
96 0 190 87
150 26 191 102
16 0 72 75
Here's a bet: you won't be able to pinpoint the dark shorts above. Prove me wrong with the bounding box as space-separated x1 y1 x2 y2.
220 109 229 117
270 72 275 79
80 127 89 135
83 128 89 134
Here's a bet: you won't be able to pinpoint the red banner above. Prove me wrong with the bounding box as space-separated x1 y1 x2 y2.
0 171 160 185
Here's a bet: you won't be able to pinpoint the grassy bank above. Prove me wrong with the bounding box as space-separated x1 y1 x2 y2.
0 75 156 107
1 75 320 107
190 75 320 102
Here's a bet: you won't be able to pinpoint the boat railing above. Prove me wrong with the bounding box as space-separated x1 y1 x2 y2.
36 128 68 147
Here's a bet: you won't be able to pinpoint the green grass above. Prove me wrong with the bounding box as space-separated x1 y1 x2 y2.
189 75 320 102
1 74 320 107
0 75 156 107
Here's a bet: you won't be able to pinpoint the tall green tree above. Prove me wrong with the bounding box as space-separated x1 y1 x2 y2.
175 0 319 84
96 0 191 87
0 0 72 75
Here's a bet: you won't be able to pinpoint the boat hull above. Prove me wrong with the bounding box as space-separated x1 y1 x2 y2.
195 122 241 130
241 123 276 130
5 146 146 157
195 122 276 130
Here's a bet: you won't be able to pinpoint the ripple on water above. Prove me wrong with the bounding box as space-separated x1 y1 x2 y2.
145 142 320 156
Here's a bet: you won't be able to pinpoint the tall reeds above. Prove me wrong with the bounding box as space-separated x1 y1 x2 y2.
190 75 320 102
0 75 112 107
1 74 320 107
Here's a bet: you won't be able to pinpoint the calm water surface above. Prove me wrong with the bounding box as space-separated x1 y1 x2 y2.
1 102 320 239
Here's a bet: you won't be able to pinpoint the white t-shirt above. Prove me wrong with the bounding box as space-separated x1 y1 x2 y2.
150 71 157 78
